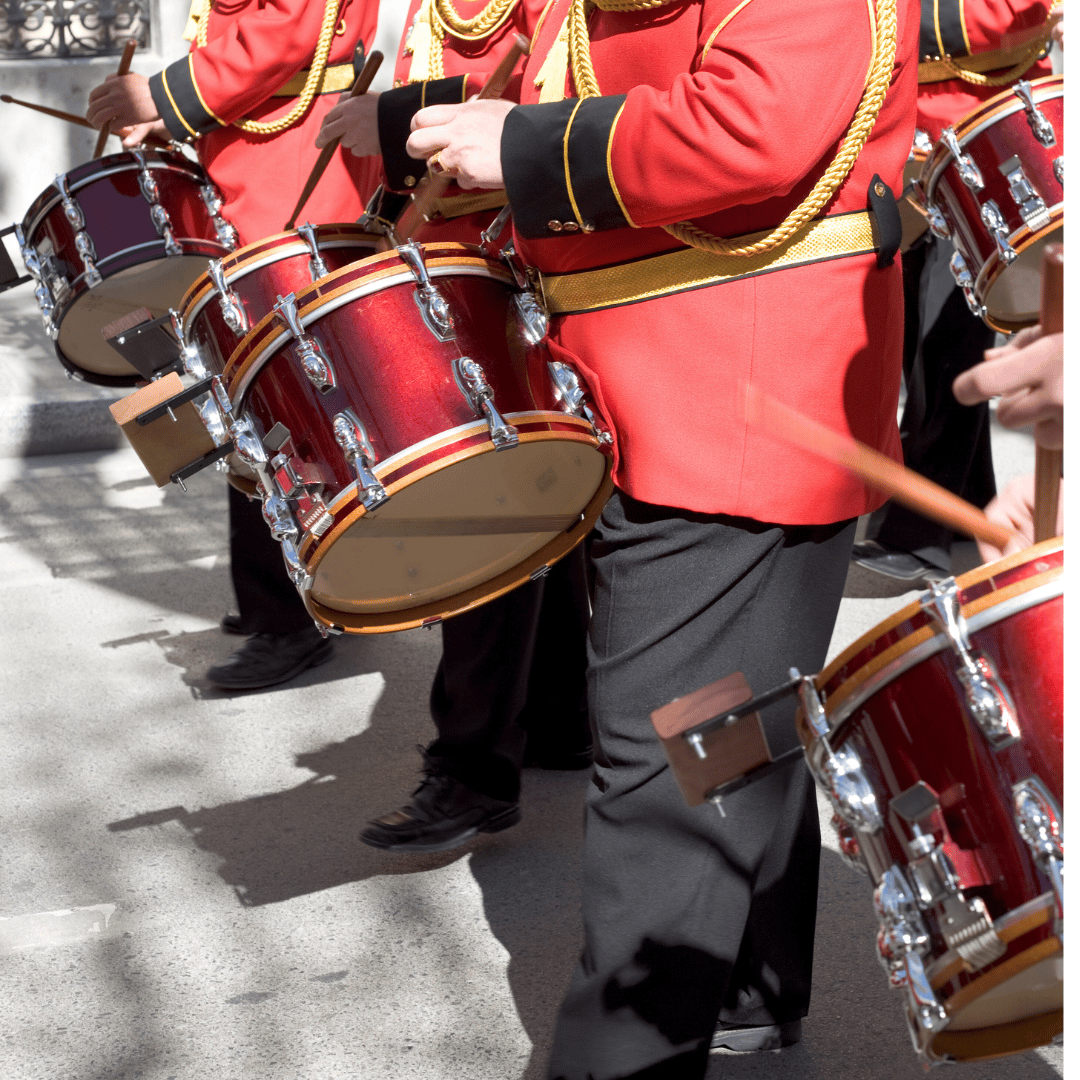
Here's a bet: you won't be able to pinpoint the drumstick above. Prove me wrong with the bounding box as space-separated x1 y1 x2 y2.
1033 244 1064 543
93 38 139 159
391 33 530 245
283 50 384 231
744 384 1019 551
2 94 171 147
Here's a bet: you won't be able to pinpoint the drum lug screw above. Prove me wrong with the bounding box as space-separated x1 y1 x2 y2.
453 356 519 450
978 200 1018 266
208 259 249 335
297 222 330 282
398 242 456 342
1053 157 1063 188
333 411 388 511
1014 80 1057 147
1013 777 1064 934
274 293 337 392
940 128 983 192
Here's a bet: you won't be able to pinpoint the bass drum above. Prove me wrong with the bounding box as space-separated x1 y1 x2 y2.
914 75 1063 332
222 241 614 633
801 541 1063 1065
17 147 236 385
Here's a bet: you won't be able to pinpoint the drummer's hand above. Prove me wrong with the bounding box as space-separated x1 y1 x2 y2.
86 73 159 132
116 119 170 148
406 99 514 189
315 92 381 156
952 327 1064 450
977 474 1064 563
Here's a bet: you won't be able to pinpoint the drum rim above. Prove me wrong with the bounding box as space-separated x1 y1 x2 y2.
975 214 1065 333
919 73 1063 197
22 154 209 239
177 225 381 332
817 540 1064 730
224 251 514 407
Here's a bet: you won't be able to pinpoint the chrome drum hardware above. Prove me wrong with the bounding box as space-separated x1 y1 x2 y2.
332 410 388 511
548 361 613 445
948 251 983 318
199 183 238 250
207 258 249 335
398 241 455 341
297 222 330 281
978 200 1018 265
132 150 183 256
941 128 983 191
453 356 519 450
920 578 1020 747
1013 777 1064 933
54 174 102 287
1000 157 1051 231
274 292 336 392
1014 80 1057 147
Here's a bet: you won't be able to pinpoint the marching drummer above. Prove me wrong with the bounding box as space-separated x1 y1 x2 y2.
369 0 919 1074
84 0 384 691
313 0 598 855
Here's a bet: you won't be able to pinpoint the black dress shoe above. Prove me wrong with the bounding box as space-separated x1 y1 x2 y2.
361 766 521 853
220 613 246 635
205 627 333 690
711 1019 802 1052
851 540 949 583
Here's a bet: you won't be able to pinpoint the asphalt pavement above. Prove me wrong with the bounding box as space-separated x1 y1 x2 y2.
0 287 1062 1080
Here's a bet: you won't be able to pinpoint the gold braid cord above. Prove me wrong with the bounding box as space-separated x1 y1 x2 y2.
663 0 898 256
941 35 1049 86
410 0 519 82
197 0 341 134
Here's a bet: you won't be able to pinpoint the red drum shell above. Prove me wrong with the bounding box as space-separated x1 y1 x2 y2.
21 149 231 385
225 242 613 633
920 75 1064 332
177 224 380 377
813 541 1063 1061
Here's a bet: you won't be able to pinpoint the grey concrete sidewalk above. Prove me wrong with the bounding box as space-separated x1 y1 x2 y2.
0 285 1061 1080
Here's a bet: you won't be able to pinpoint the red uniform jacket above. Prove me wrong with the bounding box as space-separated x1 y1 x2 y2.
149 0 381 245
376 0 550 244
916 0 1054 140
487 0 920 524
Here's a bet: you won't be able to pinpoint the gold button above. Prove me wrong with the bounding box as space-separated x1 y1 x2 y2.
548 220 563 232
394 78 404 87
874 181 886 197
404 175 417 188
562 221 579 232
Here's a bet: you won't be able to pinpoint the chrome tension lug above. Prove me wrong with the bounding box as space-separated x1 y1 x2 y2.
333 411 388 511
453 356 519 450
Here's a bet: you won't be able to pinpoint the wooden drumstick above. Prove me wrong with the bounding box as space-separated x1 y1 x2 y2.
93 38 139 159
2 94 171 147
745 384 1019 551
283 50 385 231
391 33 530 246
1033 243 1064 543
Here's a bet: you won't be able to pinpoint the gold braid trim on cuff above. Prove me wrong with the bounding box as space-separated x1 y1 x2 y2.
196 0 341 134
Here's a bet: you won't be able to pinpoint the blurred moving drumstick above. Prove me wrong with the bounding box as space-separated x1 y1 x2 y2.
93 38 139 158
283 50 384 231
390 33 530 246
1033 245 1063 543
745 384 1019 551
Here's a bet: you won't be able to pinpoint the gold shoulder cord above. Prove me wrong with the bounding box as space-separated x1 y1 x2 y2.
196 0 342 134
407 0 519 82
551 0 898 258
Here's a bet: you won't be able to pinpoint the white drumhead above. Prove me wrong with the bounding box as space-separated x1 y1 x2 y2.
982 225 1064 328
946 954 1062 1031
310 439 606 613
58 255 210 377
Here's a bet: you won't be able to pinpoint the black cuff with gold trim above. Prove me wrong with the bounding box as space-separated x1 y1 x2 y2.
502 96 629 239
920 0 967 59
149 58 223 143
377 75 469 190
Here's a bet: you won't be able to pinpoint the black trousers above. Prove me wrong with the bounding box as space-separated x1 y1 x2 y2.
871 237 997 556
228 483 312 635
427 544 592 804
548 492 856 1080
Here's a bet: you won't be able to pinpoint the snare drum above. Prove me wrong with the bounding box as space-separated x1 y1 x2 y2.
16 148 237 385
914 75 1063 332
217 240 613 633
799 541 1063 1064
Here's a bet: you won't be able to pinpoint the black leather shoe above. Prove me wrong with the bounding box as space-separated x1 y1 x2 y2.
851 540 949 583
711 1019 802 1053
220 613 246 635
361 766 521 853
205 627 333 690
